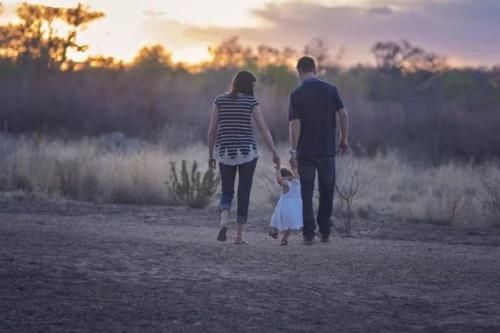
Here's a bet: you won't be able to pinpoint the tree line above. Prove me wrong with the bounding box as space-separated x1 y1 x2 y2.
1 2 499 163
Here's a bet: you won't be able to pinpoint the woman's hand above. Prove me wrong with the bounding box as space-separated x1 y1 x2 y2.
272 151 281 169
208 155 217 169
275 165 285 186
276 174 284 185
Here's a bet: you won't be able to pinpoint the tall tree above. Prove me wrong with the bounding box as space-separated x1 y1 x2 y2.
257 45 297 68
372 40 446 75
132 44 173 70
304 38 329 71
207 37 256 69
0 3 104 71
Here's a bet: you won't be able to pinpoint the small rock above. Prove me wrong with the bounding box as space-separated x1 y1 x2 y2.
467 230 487 236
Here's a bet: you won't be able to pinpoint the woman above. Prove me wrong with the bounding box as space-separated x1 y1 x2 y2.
207 70 280 244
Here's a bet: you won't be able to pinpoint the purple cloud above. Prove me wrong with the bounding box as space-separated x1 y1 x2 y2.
178 0 500 66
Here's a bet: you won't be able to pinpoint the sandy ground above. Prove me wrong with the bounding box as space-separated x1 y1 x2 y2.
1 199 500 332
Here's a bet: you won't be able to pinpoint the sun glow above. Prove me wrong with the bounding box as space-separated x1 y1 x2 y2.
171 46 211 65
0 0 302 64
1 0 497 67
0 0 418 65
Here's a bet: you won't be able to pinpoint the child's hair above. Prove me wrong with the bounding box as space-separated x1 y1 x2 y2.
280 168 294 178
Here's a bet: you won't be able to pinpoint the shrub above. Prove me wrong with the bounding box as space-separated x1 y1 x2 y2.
335 157 368 235
166 160 220 208
12 174 33 193
55 160 81 198
440 185 473 225
477 179 500 226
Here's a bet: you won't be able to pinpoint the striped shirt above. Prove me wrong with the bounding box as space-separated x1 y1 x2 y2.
214 93 259 165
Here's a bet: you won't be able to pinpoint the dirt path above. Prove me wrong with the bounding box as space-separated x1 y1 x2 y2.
1 200 500 332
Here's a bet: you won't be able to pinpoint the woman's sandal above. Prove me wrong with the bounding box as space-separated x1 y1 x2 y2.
268 229 279 239
234 237 249 245
217 226 228 242
281 239 288 246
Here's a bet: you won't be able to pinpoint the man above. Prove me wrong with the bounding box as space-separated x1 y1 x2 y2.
288 56 349 245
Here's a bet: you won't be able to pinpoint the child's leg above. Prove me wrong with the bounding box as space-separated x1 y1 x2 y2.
281 229 291 246
269 227 279 239
282 229 291 241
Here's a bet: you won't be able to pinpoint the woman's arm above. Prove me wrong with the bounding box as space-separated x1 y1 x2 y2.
207 103 219 168
253 106 280 166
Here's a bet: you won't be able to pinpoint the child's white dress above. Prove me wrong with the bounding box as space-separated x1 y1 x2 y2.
270 179 303 231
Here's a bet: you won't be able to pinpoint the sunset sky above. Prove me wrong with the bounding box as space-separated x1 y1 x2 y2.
1 0 499 66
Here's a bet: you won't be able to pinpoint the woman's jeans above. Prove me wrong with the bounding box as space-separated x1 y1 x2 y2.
218 159 257 224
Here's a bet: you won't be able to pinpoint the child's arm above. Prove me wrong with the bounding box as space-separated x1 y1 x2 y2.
292 167 300 179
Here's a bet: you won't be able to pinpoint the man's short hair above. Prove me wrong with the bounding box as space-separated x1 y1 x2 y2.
296 56 316 73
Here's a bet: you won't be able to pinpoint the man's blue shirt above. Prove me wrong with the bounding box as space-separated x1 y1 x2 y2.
289 77 345 159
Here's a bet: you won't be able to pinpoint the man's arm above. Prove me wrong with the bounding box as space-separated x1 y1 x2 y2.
288 92 301 168
336 107 349 154
289 119 301 151
289 119 301 168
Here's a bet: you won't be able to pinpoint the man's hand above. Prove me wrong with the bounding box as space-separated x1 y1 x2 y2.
289 154 298 170
337 108 349 155
337 138 349 155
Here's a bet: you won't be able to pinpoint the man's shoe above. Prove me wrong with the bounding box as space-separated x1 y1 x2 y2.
302 237 314 246
319 233 330 243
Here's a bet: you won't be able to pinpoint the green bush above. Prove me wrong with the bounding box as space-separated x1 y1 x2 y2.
166 160 220 208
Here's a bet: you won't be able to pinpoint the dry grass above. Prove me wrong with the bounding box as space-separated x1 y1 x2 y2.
349 152 497 227
1 134 499 228
0 134 173 204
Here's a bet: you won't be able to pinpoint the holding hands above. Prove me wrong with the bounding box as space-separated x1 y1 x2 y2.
272 151 281 170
